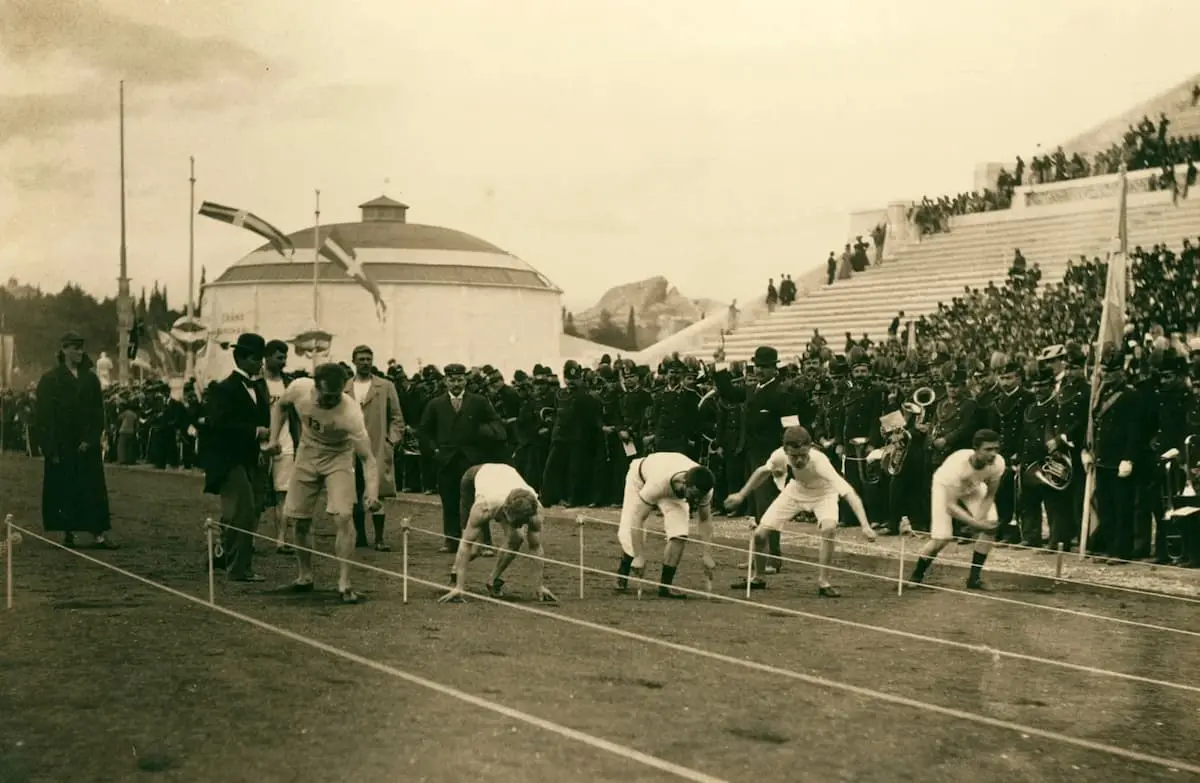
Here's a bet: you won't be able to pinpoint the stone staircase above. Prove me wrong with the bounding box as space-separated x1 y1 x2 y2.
706 192 1200 362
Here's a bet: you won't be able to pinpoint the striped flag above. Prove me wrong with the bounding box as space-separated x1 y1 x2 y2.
198 201 294 258
319 227 387 321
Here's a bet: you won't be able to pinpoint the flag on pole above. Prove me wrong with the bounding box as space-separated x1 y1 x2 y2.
1079 166 1128 555
318 227 387 321
198 201 294 258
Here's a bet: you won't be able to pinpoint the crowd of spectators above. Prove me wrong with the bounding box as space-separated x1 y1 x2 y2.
909 109 1200 238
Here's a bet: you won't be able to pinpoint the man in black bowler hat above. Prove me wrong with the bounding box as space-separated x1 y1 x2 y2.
203 333 271 582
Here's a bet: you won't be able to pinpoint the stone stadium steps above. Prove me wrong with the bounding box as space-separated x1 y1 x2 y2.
706 195 1200 362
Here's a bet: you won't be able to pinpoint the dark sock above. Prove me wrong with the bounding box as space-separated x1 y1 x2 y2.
911 555 933 582
617 554 633 577
372 515 385 542
616 554 633 587
969 550 988 582
660 564 677 586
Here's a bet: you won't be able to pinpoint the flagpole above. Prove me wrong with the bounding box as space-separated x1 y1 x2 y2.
313 189 320 327
116 81 132 384
1078 166 1128 558
186 156 196 379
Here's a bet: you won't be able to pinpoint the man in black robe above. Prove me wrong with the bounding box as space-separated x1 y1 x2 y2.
36 332 117 549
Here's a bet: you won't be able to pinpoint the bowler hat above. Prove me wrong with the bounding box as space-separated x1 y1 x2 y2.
232 333 266 356
753 346 779 367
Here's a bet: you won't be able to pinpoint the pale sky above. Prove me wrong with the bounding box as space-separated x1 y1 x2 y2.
2 0 1197 311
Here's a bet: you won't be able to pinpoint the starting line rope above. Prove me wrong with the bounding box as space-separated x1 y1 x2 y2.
569 513 1200 637
217 517 1200 696
3 522 726 783
7 518 1200 777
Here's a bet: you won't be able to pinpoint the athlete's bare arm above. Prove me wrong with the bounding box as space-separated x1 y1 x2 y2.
442 504 491 597
524 514 557 601
723 464 773 510
695 500 716 576
840 487 877 540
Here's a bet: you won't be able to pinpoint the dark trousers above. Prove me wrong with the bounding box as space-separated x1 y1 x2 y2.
541 440 593 506
437 453 474 545
352 457 385 545
218 464 263 578
1090 467 1134 559
993 467 1019 543
1017 468 1048 547
590 436 627 506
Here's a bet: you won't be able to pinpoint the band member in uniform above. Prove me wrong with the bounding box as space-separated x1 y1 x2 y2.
1084 351 1140 561
840 350 887 521
924 367 977 470
725 426 875 596
1047 350 1090 549
440 462 557 603
1015 365 1059 549
614 452 716 599
987 359 1032 544
909 429 1005 589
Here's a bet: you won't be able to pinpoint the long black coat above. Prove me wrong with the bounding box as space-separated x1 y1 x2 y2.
36 362 111 534
202 372 270 495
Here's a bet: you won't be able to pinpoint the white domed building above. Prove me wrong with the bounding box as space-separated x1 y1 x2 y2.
199 196 563 378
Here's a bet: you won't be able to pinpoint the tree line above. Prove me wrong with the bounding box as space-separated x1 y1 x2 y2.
562 305 639 352
0 277 185 384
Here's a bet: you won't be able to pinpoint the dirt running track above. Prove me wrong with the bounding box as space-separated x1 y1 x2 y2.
1 456 1198 783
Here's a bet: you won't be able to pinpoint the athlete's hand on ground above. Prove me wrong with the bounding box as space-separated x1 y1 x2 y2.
861 526 878 543
723 493 745 513
701 555 716 580
536 586 559 603
438 587 466 604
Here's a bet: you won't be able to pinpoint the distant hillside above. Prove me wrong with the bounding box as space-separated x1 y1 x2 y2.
565 276 725 350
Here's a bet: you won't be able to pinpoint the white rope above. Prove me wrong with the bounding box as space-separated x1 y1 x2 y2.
386 491 1200 585
572 514 1200 637
771 523 1200 604
29 520 1197 777
214 519 1200 697
7 525 727 783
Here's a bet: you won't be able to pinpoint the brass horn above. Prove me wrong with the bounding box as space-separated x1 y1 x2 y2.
912 386 936 408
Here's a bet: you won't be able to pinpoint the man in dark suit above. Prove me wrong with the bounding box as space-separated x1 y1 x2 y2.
203 333 271 582
1084 351 1141 561
419 363 506 551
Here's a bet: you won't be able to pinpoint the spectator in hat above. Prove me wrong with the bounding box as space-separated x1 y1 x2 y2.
345 345 405 551
419 363 506 552
36 331 116 549
202 333 271 582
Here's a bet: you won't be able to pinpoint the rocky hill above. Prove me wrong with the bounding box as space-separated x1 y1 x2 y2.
570 276 725 350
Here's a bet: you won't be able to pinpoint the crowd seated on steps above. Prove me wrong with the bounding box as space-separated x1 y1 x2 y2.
908 112 1200 238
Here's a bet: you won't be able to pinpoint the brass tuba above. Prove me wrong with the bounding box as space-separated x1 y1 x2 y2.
882 428 911 477
1033 451 1073 491
910 386 936 424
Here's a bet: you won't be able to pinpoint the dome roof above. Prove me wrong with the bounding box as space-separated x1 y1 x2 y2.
211 197 559 292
